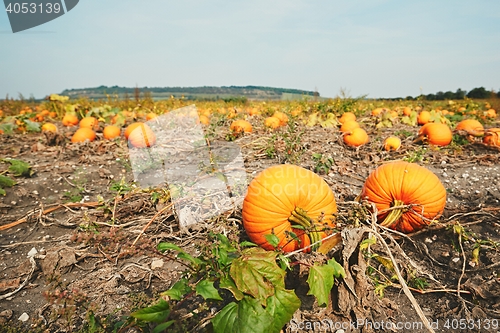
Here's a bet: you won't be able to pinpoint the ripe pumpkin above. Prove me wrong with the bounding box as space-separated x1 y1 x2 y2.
417 111 431 125
417 123 452 146
41 123 58 133
199 115 210 125
264 116 281 129
402 107 412 116
272 111 289 126
339 112 356 124
62 114 79 127
79 117 98 130
71 128 96 143
103 125 121 140
339 120 360 133
483 128 500 146
128 123 156 148
455 119 484 137
230 120 252 134
343 128 369 147
124 122 143 139
359 161 446 233
383 136 401 151
242 164 337 252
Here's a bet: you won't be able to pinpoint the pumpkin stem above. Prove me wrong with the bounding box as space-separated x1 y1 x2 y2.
380 200 407 228
288 207 322 251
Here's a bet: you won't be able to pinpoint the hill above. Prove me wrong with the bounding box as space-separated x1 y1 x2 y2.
60 85 319 101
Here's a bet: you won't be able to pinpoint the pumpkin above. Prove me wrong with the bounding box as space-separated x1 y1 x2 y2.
128 123 156 148
339 112 356 124
124 122 143 139
359 161 446 233
339 120 360 133
71 128 96 143
41 123 58 133
146 112 158 121
272 111 289 126
383 136 401 151
242 164 337 252
372 108 384 116
79 117 98 130
343 128 369 147
103 125 121 140
417 123 452 146
62 114 79 127
483 128 500 146
402 107 412 116
264 116 281 129
230 120 252 134
199 115 210 125
417 111 431 125
455 119 484 137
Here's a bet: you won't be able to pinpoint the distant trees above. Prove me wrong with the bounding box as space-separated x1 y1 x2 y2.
466 87 490 99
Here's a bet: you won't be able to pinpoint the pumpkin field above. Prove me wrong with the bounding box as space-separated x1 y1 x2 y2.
0 94 500 333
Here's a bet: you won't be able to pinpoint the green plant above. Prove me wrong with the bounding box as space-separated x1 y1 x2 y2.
312 153 334 174
403 147 427 163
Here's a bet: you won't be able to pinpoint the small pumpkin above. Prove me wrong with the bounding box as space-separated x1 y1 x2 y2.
128 123 156 148
272 111 289 126
417 111 431 125
339 120 360 133
199 115 210 125
124 122 143 139
359 161 446 233
103 125 121 140
41 123 58 133
230 120 252 134
242 164 337 252
483 128 500 146
79 117 98 130
343 128 369 147
62 114 79 127
264 116 281 129
417 123 452 146
71 128 96 143
383 136 401 151
455 119 484 137
339 112 356 124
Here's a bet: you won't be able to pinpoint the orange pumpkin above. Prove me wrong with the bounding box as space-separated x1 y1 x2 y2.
71 128 96 143
343 128 369 147
41 123 58 133
339 112 356 124
383 136 401 151
62 114 79 127
242 164 337 252
483 128 500 146
359 161 446 233
146 112 158 121
199 115 210 125
418 123 452 146
128 123 156 148
103 125 121 140
339 120 360 133
272 111 289 126
402 107 412 116
79 117 98 130
455 119 484 137
230 120 252 134
417 111 431 125
264 116 281 129
124 122 143 139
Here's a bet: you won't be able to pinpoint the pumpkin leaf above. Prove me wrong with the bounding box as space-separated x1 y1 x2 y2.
161 278 191 301
220 276 244 301
230 247 285 305
24 119 41 132
152 321 175 333
131 298 170 323
157 242 204 268
318 113 339 128
327 258 346 278
0 188 5 196
0 122 16 134
317 233 342 254
265 288 301 332
212 297 274 333
359 235 377 251
196 279 223 301
264 233 280 248
306 112 319 127
2 158 34 177
306 262 335 307
401 111 417 126
0 174 16 188
372 254 395 273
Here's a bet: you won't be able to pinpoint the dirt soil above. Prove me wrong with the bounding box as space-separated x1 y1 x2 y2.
1 119 500 333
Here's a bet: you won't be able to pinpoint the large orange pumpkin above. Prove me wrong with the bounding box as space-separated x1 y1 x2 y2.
62 114 79 127
455 119 484 137
230 120 252 134
242 165 337 252
128 123 156 148
71 128 96 143
103 125 121 140
343 128 369 147
483 128 500 146
418 123 452 146
79 117 98 130
359 161 446 233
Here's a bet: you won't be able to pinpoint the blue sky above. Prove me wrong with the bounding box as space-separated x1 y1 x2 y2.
1 0 499 99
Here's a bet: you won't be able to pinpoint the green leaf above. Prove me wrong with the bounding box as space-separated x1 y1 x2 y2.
157 242 204 267
161 278 191 301
264 233 280 248
265 288 301 332
0 188 6 196
318 113 339 128
212 297 274 333
220 276 244 301
238 241 257 248
157 242 183 253
24 119 41 132
230 248 285 305
152 321 175 333
307 262 335 307
2 158 34 177
0 174 16 188
131 298 170 323
327 258 346 278
359 235 376 251
196 279 222 301
0 122 16 134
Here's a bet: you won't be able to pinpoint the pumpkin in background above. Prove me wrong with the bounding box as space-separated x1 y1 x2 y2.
343 128 369 147
339 112 356 124
339 120 360 133
264 116 281 129
103 125 121 140
79 117 98 130
124 122 143 139
146 112 158 121
483 128 500 146
242 164 337 252
272 111 289 126
417 111 431 125
128 123 156 148
41 123 58 133
417 123 452 146
199 115 210 125
71 128 96 143
230 120 252 134
62 114 79 127
359 161 446 233
383 136 401 151
455 119 484 137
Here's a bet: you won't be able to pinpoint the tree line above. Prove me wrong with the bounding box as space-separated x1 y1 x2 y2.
382 87 499 101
